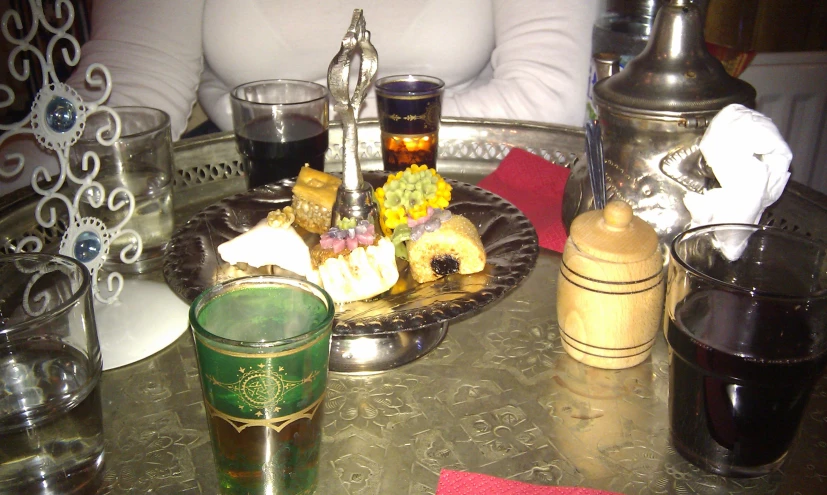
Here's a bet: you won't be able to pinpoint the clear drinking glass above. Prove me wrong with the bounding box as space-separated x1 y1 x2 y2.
375 75 444 171
71 106 175 273
0 253 105 494
230 79 329 189
190 276 335 494
667 224 827 477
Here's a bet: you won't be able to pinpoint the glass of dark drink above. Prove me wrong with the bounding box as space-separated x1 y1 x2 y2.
190 276 334 495
230 80 329 189
375 75 444 171
667 224 827 477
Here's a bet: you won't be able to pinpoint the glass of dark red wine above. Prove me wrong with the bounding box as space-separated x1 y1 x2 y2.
230 80 329 189
667 224 827 477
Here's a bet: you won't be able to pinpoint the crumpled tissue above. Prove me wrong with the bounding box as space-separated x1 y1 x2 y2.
682 104 792 260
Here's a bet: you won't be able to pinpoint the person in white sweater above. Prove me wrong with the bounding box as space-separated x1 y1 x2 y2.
1 0 597 194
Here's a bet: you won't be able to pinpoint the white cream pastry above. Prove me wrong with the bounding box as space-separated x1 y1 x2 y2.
217 207 312 278
307 237 399 304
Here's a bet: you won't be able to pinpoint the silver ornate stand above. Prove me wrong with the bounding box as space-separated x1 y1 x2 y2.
327 9 380 230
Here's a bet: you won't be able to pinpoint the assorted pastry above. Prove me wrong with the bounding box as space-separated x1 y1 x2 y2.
216 164 487 304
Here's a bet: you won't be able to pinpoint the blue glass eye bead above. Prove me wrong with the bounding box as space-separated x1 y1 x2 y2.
45 96 77 133
74 230 102 263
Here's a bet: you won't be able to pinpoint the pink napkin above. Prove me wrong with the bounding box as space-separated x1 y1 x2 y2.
477 148 571 252
436 470 621 495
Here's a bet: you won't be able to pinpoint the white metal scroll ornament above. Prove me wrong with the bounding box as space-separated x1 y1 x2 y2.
0 0 140 303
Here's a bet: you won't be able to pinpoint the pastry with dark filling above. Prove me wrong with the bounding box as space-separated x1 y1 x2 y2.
406 214 486 283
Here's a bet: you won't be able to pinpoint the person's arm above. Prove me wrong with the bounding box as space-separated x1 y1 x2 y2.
197 67 233 133
66 1 206 140
442 0 597 127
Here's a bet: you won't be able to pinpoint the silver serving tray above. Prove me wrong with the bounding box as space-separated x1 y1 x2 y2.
163 171 539 372
5 118 824 255
4 118 827 493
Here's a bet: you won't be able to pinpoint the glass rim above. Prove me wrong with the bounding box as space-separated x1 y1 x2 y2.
230 79 329 106
78 105 171 142
374 74 446 96
189 275 335 349
0 253 92 336
670 223 827 301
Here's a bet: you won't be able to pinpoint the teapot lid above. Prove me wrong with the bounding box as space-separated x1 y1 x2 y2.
570 201 659 263
594 0 756 117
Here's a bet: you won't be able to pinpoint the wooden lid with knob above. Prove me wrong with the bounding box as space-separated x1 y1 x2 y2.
569 200 659 263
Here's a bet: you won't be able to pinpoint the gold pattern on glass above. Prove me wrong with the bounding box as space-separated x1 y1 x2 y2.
195 330 327 359
208 364 319 412
387 102 441 129
207 394 325 434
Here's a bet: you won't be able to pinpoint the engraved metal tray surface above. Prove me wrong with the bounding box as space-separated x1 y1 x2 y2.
163 172 539 372
2 118 827 494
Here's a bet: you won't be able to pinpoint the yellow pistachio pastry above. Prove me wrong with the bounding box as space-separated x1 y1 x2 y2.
375 164 452 236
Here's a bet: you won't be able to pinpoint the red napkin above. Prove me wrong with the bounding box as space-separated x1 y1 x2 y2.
477 148 570 252
436 470 621 495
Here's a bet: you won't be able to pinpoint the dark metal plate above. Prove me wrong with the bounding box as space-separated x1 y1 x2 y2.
163 172 538 371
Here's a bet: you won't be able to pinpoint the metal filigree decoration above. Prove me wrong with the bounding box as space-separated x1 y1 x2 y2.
12 255 80 317
0 0 141 303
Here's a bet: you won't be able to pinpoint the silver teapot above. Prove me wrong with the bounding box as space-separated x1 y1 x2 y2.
563 0 756 243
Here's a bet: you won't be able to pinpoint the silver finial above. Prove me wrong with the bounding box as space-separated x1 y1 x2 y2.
327 9 380 229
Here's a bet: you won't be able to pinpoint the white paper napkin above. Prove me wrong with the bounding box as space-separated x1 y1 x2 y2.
683 104 792 260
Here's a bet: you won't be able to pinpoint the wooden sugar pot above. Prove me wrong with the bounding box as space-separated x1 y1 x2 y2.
557 201 665 369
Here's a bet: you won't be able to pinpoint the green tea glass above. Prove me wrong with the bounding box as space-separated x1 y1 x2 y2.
189 276 335 495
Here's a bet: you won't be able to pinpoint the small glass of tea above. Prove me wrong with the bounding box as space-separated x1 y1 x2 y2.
189 275 335 494
375 75 444 172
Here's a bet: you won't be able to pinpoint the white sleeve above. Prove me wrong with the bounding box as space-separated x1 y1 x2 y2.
197 66 234 133
441 0 597 127
65 0 206 140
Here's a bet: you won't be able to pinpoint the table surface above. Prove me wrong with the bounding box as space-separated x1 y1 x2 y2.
95 251 827 495
91 125 827 495
4 120 824 494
